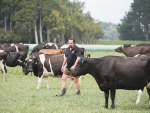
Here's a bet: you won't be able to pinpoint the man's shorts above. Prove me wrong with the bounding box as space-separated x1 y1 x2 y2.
63 68 79 78
63 68 72 77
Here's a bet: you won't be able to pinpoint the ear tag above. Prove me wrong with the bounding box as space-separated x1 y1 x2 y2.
80 60 84 64
35 61 38 64
23 62 26 65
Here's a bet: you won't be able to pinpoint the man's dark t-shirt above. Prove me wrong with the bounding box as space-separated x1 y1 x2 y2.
65 45 81 69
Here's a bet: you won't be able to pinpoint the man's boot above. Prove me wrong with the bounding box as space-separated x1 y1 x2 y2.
76 90 81 95
56 88 66 96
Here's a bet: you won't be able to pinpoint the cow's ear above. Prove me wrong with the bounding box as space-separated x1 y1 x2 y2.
23 61 26 65
79 59 84 64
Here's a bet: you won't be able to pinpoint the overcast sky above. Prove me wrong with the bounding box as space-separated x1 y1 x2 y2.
77 0 134 24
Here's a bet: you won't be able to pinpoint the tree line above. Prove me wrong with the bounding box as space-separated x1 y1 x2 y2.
117 0 150 41
0 0 104 44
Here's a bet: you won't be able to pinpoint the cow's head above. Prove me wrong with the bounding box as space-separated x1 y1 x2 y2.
72 57 88 77
85 54 91 58
115 46 123 53
21 60 29 75
27 58 39 72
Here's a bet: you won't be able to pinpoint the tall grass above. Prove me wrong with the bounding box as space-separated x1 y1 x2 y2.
0 51 150 112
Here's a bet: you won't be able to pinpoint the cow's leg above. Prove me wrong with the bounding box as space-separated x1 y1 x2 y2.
0 61 7 82
44 76 49 89
79 76 82 84
37 76 43 89
68 79 74 89
110 82 116 109
146 87 150 104
3 66 7 82
104 90 109 108
136 88 144 104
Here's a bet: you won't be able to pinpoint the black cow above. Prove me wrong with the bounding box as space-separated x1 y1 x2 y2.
0 44 10 49
123 44 131 47
30 43 47 55
115 46 150 57
6 52 28 75
0 50 10 82
72 56 150 109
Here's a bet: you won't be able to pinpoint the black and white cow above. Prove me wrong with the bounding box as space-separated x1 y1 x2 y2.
11 43 29 53
44 43 58 49
72 56 150 109
27 54 65 89
26 52 85 89
0 50 10 82
2 45 20 52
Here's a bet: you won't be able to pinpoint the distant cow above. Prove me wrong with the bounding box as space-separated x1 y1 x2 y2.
44 43 58 49
0 44 10 49
115 46 150 57
39 49 63 54
30 43 58 55
6 52 28 75
2 45 20 52
123 44 131 47
137 43 150 46
72 56 150 109
0 50 10 82
12 43 29 53
134 54 150 104
62 48 85 57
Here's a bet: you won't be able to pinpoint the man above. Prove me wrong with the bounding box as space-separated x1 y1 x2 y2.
56 38 81 96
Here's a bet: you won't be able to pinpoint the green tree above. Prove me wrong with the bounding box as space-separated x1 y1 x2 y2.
117 0 150 41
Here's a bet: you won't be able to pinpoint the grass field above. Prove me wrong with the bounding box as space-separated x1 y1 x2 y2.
1 51 150 113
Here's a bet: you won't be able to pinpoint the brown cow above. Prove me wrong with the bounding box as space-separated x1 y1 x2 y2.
39 49 63 54
115 46 150 57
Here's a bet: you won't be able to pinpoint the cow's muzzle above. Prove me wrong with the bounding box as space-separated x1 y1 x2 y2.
28 69 33 72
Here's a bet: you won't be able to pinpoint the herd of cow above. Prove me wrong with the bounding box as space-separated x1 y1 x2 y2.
0 43 85 88
1 42 150 109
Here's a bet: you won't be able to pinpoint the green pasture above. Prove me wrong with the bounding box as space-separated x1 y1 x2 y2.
1 51 150 113
97 40 150 45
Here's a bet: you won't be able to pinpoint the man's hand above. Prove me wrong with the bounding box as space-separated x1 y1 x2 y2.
70 65 75 71
61 66 64 72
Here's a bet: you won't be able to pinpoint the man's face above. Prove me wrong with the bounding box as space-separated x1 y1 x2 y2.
69 40 75 48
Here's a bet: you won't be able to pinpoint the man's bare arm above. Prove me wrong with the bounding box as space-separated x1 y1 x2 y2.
70 57 80 71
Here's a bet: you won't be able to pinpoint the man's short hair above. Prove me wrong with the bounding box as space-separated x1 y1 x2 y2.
68 38 75 43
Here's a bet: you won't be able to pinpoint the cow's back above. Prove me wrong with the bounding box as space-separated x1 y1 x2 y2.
39 49 63 54
100 56 150 89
